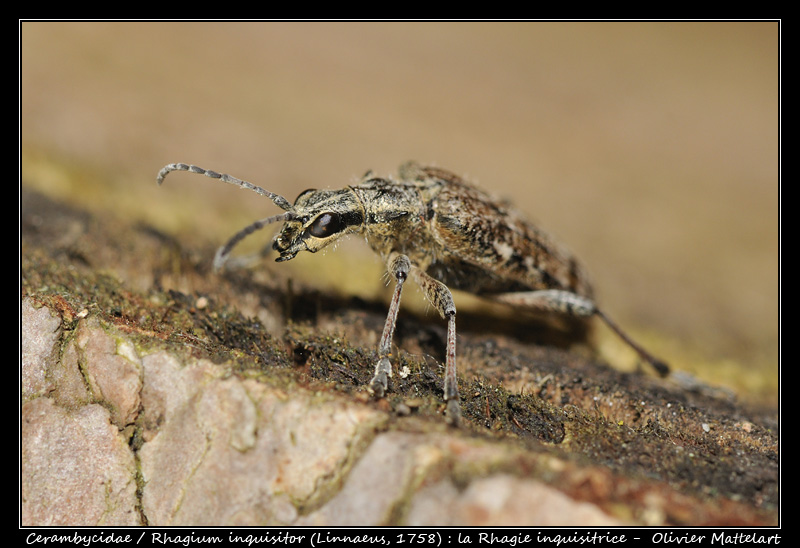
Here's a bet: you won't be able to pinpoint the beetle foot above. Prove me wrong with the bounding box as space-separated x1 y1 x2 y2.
445 398 461 427
368 358 391 398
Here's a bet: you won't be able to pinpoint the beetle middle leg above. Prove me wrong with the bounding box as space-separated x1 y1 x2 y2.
369 252 461 425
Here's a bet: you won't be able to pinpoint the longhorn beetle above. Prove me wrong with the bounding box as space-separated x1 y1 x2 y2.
157 161 669 425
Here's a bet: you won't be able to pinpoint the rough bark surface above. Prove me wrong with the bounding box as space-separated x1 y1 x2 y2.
20 187 778 527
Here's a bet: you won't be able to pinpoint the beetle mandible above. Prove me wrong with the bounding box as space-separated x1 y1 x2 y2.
157 161 669 425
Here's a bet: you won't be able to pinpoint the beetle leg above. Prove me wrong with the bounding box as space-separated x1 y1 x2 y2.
369 253 410 399
409 267 460 426
369 253 462 425
493 289 597 316
493 289 669 377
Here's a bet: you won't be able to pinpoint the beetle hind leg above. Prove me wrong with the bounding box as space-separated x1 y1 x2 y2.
494 289 669 377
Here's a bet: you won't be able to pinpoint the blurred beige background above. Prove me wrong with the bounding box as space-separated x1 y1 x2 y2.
20 22 779 401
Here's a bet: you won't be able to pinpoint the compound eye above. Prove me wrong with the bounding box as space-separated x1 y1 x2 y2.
308 212 344 238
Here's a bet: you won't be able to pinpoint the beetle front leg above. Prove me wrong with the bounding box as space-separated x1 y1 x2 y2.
369 254 462 425
369 253 411 398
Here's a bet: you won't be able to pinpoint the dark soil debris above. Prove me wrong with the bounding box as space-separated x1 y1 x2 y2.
20 186 779 526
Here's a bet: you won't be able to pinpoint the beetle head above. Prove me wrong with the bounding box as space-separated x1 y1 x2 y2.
272 188 365 261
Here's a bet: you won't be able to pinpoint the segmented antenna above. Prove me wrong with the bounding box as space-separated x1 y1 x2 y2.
157 163 294 212
157 163 299 269
212 212 296 271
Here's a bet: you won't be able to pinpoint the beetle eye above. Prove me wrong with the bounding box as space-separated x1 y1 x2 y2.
308 212 344 238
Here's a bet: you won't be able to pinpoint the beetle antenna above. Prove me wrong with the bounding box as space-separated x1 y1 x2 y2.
213 212 298 271
157 163 294 212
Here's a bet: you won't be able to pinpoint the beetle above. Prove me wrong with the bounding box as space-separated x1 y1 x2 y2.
157 161 669 425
